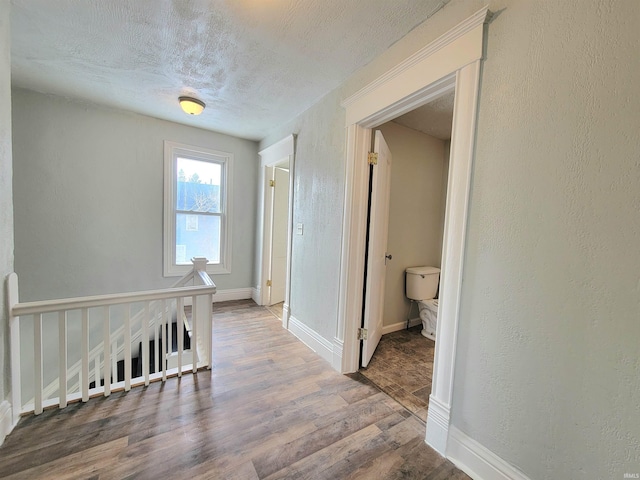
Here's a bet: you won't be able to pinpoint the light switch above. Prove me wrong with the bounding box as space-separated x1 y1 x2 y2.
296 223 304 235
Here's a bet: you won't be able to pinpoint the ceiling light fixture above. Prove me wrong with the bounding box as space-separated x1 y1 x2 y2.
179 96 206 115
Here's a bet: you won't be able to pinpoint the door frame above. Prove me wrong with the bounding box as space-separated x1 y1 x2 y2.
256 134 295 328
337 7 491 455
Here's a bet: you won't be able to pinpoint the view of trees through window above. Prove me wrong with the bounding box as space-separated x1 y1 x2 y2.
175 157 222 264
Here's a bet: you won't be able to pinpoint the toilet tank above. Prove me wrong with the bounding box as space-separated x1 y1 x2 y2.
406 266 440 300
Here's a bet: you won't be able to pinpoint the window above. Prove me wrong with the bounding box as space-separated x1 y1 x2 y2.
164 141 233 276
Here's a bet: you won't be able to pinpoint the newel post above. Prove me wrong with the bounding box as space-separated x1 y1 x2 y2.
191 257 211 368
191 257 208 276
7 273 21 426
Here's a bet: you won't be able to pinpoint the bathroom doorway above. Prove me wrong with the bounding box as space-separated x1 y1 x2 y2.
359 91 453 421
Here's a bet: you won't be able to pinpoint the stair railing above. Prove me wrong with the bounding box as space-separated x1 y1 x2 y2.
37 263 198 403
8 258 216 425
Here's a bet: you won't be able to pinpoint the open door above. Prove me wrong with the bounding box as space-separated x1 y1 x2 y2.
269 167 289 305
361 130 393 367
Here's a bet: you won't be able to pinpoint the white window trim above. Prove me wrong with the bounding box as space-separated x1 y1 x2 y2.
163 141 233 276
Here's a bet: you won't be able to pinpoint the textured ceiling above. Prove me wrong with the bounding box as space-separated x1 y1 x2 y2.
10 0 448 140
393 91 454 141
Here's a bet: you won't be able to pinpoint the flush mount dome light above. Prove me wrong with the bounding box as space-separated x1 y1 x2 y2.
179 96 206 115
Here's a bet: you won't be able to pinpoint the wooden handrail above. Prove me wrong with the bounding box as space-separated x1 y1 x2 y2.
12 284 216 316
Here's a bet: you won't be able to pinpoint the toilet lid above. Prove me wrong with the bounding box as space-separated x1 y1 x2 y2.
406 266 440 275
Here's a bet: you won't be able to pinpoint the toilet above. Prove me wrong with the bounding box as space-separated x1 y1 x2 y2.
405 266 440 340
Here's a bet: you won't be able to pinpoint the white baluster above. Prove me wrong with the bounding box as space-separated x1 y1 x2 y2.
161 299 167 381
192 295 197 373
111 340 117 387
103 306 110 396
143 301 150 386
58 311 67 408
177 297 184 376
154 304 159 376
93 355 100 391
167 299 173 375
34 313 43 415
207 294 213 370
124 304 131 391
81 308 89 402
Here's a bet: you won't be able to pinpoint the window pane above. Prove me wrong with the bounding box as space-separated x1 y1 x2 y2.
176 214 220 264
176 158 221 213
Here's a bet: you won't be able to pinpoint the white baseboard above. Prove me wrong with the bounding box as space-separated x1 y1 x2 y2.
212 288 253 303
448 426 531 480
0 400 14 447
382 317 422 335
251 287 261 305
183 288 254 306
282 303 290 329
425 395 450 456
332 337 344 372
288 315 333 364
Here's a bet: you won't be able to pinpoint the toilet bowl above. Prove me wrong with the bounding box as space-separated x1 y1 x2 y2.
405 266 440 340
418 299 438 340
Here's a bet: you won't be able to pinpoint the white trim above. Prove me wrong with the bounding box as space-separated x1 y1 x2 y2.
332 338 344 372
448 427 532 480
183 287 252 306
341 7 490 126
337 5 491 458
258 135 295 162
282 303 291 329
425 395 450 455
251 287 261 304
256 135 295 311
0 400 15 447
163 141 233 277
381 318 422 335
288 315 333 365
211 288 253 303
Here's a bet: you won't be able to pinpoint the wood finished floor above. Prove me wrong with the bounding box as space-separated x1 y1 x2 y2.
360 326 435 422
0 300 468 479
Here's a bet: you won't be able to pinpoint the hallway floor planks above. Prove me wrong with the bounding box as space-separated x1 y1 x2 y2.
0 300 468 479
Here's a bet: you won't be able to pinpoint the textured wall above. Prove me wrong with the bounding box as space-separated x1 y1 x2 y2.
0 0 13 406
12 88 259 302
452 1 640 478
263 89 346 340
377 122 445 328
262 0 640 478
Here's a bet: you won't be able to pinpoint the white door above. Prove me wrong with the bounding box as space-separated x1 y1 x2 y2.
361 130 393 367
269 167 289 305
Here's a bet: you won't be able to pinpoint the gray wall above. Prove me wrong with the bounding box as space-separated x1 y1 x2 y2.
261 0 640 478
0 0 13 410
378 122 445 328
12 88 259 302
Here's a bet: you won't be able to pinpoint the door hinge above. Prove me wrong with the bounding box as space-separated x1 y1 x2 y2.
367 152 378 165
266 279 272 287
357 328 368 340
269 180 275 187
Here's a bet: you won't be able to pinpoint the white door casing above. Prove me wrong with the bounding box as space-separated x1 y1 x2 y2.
338 7 491 456
257 135 295 327
269 167 289 305
361 131 392 367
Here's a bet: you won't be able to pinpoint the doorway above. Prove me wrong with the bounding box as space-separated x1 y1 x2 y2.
338 7 489 454
358 94 453 421
257 135 295 328
266 164 290 307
